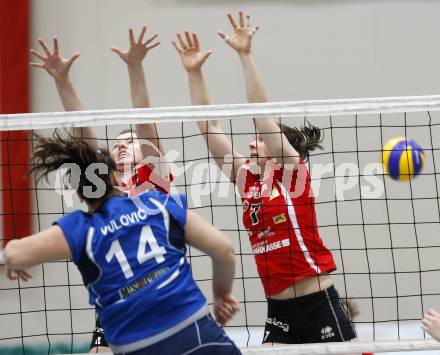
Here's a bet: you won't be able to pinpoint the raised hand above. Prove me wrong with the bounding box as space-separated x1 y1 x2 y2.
111 26 159 65
213 294 240 325
218 10 259 54
30 38 80 80
172 32 212 72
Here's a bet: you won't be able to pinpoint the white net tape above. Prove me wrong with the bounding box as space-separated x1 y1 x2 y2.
2 95 440 130
241 340 440 354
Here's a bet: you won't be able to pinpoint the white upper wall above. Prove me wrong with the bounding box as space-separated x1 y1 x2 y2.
31 0 440 113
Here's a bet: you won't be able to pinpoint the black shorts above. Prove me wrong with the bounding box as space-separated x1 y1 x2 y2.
263 285 357 344
90 316 109 350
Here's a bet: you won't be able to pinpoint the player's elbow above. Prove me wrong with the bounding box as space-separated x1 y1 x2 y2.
214 241 235 264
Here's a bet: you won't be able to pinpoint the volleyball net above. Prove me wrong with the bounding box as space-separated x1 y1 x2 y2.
1 95 440 354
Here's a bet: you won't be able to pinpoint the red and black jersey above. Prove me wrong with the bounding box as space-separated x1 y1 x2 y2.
238 160 336 297
121 164 173 196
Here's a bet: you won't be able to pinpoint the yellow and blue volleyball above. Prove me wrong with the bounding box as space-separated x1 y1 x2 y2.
382 137 425 181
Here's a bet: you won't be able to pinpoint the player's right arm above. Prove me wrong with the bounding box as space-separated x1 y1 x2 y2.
2 225 71 280
111 26 165 166
219 11 301 169
184 210 239 325
173 31 246 181
30 37 98 151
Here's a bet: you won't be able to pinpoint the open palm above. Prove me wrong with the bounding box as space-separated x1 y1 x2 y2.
111 26 159 65
218 11 259 54
30 38 79 80
172 32 211 72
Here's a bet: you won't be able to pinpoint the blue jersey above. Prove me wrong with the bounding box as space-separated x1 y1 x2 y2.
55 191 207 352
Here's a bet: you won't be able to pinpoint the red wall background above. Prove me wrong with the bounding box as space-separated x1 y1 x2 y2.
0 0 32 244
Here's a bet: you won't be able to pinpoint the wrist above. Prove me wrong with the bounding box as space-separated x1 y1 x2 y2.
54 74 71 84
127 61 143 69
238 49 252 57
186 68 203 75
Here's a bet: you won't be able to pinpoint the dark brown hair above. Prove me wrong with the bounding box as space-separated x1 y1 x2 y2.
278 122 323 162
30 131 117 205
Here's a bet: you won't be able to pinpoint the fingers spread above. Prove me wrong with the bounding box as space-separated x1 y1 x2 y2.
201 50 212 63
30 49 46 61
110 46 123 55
146 42 160 51
176 33 187 50
239 10 245 27
67 52 80 65
217 31 226 39
144 33 159 46
171 41 182 54
138 26 147 43
184 31 193 48
38 38 51 55
128 28 135 45
192 33 199 51
53 38 59 54
30 62 44 68
227 13 238 29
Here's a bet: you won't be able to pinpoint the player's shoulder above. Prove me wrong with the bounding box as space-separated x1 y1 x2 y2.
59 209 91 226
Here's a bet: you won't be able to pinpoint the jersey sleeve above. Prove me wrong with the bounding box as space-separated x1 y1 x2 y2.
53 211 89 264
165 194 187 228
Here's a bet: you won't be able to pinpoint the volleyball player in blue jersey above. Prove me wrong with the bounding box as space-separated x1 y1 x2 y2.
1 133 241 355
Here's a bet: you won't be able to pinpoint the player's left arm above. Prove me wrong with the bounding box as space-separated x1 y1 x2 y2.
184 210 239 325
219 11 300 169
112 26 167 170
1 226 71 280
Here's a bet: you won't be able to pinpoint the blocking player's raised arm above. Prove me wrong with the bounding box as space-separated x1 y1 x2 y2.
173 31 246 180
30 37 98 151
111 26 166 169
219 11 300 169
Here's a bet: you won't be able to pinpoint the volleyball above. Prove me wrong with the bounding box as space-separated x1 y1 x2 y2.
382 137 425 181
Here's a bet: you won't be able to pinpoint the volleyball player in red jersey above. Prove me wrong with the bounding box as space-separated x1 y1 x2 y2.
174 12 357 346
31 27 171 353
30 27 170 196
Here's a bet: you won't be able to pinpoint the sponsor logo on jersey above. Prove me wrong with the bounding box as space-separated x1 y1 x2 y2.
266 317 290 332
244 190 261 199
273 213 286 224
256 227 274 239
321 326 335 340
118 267 169 299
252 238 290 254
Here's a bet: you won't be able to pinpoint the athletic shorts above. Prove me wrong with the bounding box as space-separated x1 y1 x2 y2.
263 285 357 344
92 313 241 355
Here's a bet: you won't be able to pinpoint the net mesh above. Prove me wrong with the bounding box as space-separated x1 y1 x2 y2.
1 96 440 354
